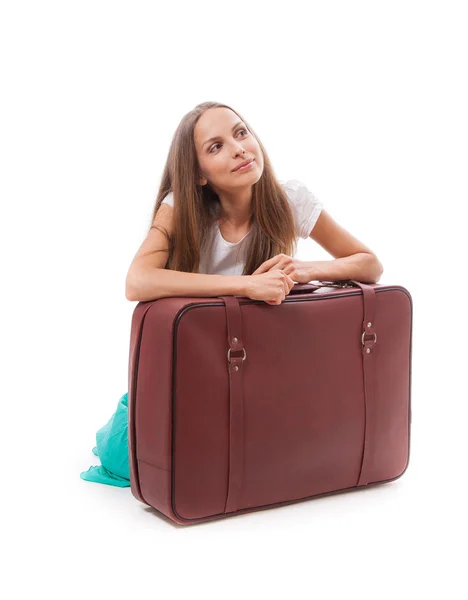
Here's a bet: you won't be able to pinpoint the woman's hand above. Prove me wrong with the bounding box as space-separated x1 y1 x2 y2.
252 254 313 284
244 270 295 305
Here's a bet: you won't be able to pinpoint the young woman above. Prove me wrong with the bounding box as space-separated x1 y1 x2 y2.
80 101 383 487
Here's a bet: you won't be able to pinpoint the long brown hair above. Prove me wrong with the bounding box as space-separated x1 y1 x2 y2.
149 101 298 275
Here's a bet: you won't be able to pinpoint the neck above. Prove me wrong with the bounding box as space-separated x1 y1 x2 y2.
216 187 253 227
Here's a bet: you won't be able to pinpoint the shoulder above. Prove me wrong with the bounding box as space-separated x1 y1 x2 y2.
280 179 319 204
279 179 324 239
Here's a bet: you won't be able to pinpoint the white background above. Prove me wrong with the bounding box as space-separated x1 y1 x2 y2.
1 0 467 598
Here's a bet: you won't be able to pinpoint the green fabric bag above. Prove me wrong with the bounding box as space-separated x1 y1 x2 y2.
80 392 131 487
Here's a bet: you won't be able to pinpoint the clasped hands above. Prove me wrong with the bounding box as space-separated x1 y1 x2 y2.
252 254 313 284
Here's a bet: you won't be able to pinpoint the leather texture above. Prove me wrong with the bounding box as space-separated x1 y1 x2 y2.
128 281 412 525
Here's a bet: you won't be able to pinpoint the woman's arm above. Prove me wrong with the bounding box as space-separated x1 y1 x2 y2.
125 203 247 301
126 266 248 302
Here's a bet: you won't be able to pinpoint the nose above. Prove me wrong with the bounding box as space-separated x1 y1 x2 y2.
234 145 246 157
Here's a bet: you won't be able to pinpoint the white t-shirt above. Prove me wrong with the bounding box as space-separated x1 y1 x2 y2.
161 179 323 276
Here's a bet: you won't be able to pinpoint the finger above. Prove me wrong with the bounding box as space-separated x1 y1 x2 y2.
264 256 282 270
259 258 279 274
285 273 295 293
253 264 267 275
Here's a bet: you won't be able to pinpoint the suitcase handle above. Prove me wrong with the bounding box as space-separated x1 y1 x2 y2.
288 280 358 295
234 280 358 299
288 283 321 294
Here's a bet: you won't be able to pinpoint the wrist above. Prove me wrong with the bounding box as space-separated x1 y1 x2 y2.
305 261 317 281
236 275 251 297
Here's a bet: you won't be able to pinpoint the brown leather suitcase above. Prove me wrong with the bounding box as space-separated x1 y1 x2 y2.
128 280 412 525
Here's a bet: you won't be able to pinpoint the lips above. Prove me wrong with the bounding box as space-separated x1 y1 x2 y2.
233 158 255 171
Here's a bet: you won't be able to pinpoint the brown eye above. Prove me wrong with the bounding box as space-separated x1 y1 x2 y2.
209 129 248 153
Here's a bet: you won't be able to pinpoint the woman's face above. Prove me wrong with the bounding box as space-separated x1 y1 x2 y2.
194 107 264 193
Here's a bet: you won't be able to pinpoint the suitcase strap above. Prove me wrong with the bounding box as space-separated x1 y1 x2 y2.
351 281 378 486
219 280 378 513
221 295 246 514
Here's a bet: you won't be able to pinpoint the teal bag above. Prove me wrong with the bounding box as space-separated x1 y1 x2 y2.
80 392 131 487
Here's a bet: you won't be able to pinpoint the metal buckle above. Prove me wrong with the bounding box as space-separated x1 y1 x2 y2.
227 347 247 363
361 331 377 345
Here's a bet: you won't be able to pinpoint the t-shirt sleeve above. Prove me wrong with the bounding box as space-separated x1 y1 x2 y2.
281 179 324 239
161 191 174 207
